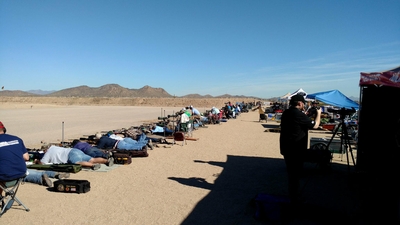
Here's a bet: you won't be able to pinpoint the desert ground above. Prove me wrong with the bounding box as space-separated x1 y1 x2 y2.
0 100 364 224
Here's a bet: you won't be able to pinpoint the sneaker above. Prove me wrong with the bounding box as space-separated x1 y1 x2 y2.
42 174 53 187
92 164 101 170
107 157 114 167
148 139 153 150
55 173 70 179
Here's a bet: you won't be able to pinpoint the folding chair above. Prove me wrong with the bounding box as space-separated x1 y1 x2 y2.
0 175 30 217
178 121 194 138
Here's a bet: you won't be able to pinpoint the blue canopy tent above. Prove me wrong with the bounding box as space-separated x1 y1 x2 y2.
307 90 359 110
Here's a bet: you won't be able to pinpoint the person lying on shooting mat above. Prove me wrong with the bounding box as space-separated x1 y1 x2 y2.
150 125 174 136
110 130 157 149
71 139 113 166
95 132 149 151
38 144 112 170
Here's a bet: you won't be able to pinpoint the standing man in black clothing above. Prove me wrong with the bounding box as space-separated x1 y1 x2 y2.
279 94 321 206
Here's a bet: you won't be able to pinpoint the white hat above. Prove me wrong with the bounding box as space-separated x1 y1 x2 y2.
95 133 102 139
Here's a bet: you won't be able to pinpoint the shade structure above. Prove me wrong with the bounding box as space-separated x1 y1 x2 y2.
307 89 359 110
360 65 400 88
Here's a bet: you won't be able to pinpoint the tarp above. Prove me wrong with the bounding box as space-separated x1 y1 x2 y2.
360 65 400 88
288 88 307 99
278 92 291 101
280 92 291 99
307 89 359 110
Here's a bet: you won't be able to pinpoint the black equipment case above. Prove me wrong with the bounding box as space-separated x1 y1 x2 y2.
113 152 132 165
54 179 90 194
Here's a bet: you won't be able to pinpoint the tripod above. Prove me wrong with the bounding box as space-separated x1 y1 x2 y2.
326 114 356 169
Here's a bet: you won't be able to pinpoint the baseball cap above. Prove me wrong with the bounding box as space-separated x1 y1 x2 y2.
0 121 4 129
290 94 306 103
41 143 51 151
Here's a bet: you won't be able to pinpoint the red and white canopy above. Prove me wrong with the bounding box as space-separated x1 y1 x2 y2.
360 66 400 88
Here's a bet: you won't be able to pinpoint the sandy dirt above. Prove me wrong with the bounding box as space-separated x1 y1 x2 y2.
0 103 362 224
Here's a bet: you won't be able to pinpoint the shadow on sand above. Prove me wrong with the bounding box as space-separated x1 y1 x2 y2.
168 154 368 225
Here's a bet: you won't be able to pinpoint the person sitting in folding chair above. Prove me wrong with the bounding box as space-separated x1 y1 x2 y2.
0 121 30 215
0 121 29 192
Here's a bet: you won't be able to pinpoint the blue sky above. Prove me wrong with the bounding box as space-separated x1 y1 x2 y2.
1 0 399 99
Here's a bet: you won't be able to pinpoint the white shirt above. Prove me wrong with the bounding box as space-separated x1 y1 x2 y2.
40 145 71 164
109 134 124 140
180 113 190 123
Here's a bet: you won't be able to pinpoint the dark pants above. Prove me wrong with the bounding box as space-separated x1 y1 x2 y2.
283 153 304 205
84 147 108 159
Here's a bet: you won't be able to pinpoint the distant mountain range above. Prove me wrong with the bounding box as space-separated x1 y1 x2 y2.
0 84 260 99
26 89 57 95
0 84 359 101
348 96 359 102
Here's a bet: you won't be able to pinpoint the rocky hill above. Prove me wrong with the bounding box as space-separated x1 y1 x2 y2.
0 84 261 108
0 90 38 97
45 84 172 98
1 84 259 99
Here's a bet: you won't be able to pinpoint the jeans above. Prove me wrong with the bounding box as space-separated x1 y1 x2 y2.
117 134 148 150
84 147 108 158
24 169 57 185
68 148 92 163
135 133 148 144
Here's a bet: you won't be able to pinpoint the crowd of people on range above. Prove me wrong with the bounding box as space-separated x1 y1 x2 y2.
1 96 326 217
0 101 254 191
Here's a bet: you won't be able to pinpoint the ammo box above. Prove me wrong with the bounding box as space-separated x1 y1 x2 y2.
54 179 90 194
